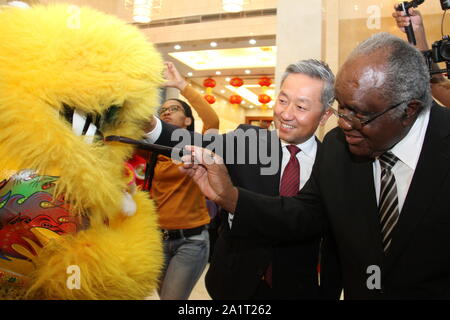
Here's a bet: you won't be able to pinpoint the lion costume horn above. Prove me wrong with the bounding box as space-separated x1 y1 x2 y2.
0 5 163 299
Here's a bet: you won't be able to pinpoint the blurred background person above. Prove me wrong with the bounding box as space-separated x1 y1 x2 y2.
392 5 450 108
131 61 219 300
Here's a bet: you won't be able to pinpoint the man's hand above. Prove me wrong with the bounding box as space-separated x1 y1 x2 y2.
180 145 238 213
392 5 424 33
392 5 428 50
142 115 157 133
162 61 187 91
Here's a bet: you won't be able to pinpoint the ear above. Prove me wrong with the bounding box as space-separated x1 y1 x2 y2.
319 108 333 126
184 117 192 127
402 99 422 125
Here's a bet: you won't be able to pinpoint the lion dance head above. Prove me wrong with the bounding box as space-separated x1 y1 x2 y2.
0 4 163 299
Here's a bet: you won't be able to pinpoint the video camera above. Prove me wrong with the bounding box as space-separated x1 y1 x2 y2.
397 0 450 79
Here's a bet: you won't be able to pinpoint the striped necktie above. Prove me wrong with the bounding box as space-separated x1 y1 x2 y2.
378 151 399 253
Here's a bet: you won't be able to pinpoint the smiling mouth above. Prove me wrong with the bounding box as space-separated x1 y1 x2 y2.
280 123 296 130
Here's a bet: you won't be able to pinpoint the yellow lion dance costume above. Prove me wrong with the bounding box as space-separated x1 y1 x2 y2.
0 4 163 299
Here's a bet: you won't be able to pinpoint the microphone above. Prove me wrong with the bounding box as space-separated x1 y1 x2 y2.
396 0 425 46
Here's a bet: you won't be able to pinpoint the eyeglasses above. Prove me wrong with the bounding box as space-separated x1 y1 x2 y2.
330 100 407 130
158 105 183 115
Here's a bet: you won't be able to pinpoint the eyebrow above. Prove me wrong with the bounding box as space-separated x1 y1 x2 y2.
335 98 366 114
279 92 313 104
296 97 312 105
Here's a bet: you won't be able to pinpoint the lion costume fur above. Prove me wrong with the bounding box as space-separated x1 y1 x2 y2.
0 4 163 299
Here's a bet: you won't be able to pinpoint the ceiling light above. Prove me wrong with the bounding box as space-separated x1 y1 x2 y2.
187 72 193 77
133 0 152 23
174 44 181 50
241 101 246 104
226 85 259 105
222 0 244 12
245 69 251 74
249 105 254 109
215 71 222 75
210 41 218 48
225 77 231 82
249 39 257 45
169 46 277 70
7 1 30 8
220 89 226 94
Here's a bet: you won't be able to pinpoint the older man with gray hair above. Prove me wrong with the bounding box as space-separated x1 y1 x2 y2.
181 32 450 299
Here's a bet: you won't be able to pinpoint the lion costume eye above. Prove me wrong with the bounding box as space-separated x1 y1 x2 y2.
60 104 121 143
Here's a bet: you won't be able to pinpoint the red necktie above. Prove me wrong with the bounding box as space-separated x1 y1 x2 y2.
279 145 301 196
264 145 301 287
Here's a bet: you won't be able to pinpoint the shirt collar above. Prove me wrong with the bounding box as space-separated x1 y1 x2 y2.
280 134 317 159
388 107 430 170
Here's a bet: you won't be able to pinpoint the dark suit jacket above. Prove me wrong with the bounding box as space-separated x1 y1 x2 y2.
233 103 450 299
155 123 331 300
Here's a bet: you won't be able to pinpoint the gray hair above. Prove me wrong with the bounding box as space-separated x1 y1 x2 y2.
347 32 432 113
281 59 335 110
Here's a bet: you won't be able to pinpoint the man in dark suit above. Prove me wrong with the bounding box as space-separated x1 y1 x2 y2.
181 32 450 299
144 60 335 299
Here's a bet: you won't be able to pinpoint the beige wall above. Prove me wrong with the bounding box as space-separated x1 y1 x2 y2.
142 15 277 44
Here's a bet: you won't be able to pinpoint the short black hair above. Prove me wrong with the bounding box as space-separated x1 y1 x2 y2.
164 98 195 131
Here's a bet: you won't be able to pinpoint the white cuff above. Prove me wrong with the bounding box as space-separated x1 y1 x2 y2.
143 116 162 143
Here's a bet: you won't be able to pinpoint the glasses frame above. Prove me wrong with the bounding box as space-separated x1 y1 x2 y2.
158 104 183 116
330 100 408 130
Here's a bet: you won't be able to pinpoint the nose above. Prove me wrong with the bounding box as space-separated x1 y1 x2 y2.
337 116 353 130
160 109 172 117
280 103 295 121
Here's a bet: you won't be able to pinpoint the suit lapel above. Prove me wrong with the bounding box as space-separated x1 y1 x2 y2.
383 105 450 274
348 154 384 261
257 129 282 196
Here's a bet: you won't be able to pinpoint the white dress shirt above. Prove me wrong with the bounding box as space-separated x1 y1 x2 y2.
144 116 162 143
373 107 430 213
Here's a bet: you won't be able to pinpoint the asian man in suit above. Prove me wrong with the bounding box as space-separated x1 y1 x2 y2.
144 60 336 299
181 32 450 299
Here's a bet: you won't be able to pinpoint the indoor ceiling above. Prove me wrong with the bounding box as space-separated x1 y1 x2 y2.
156 34 277 109
2 0 278 109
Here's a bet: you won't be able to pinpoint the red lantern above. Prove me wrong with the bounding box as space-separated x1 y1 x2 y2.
258 94 272 105
204 94 216 104
258 76 272 109
258 76 272 87
203 78 216 88
203 78 216 94
229 77 244 88
229 94 243 105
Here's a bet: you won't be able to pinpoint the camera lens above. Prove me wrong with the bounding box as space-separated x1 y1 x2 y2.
440 0 450 10
440 39 450 60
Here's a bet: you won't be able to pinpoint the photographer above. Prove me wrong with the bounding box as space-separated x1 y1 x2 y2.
393 4 450 108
